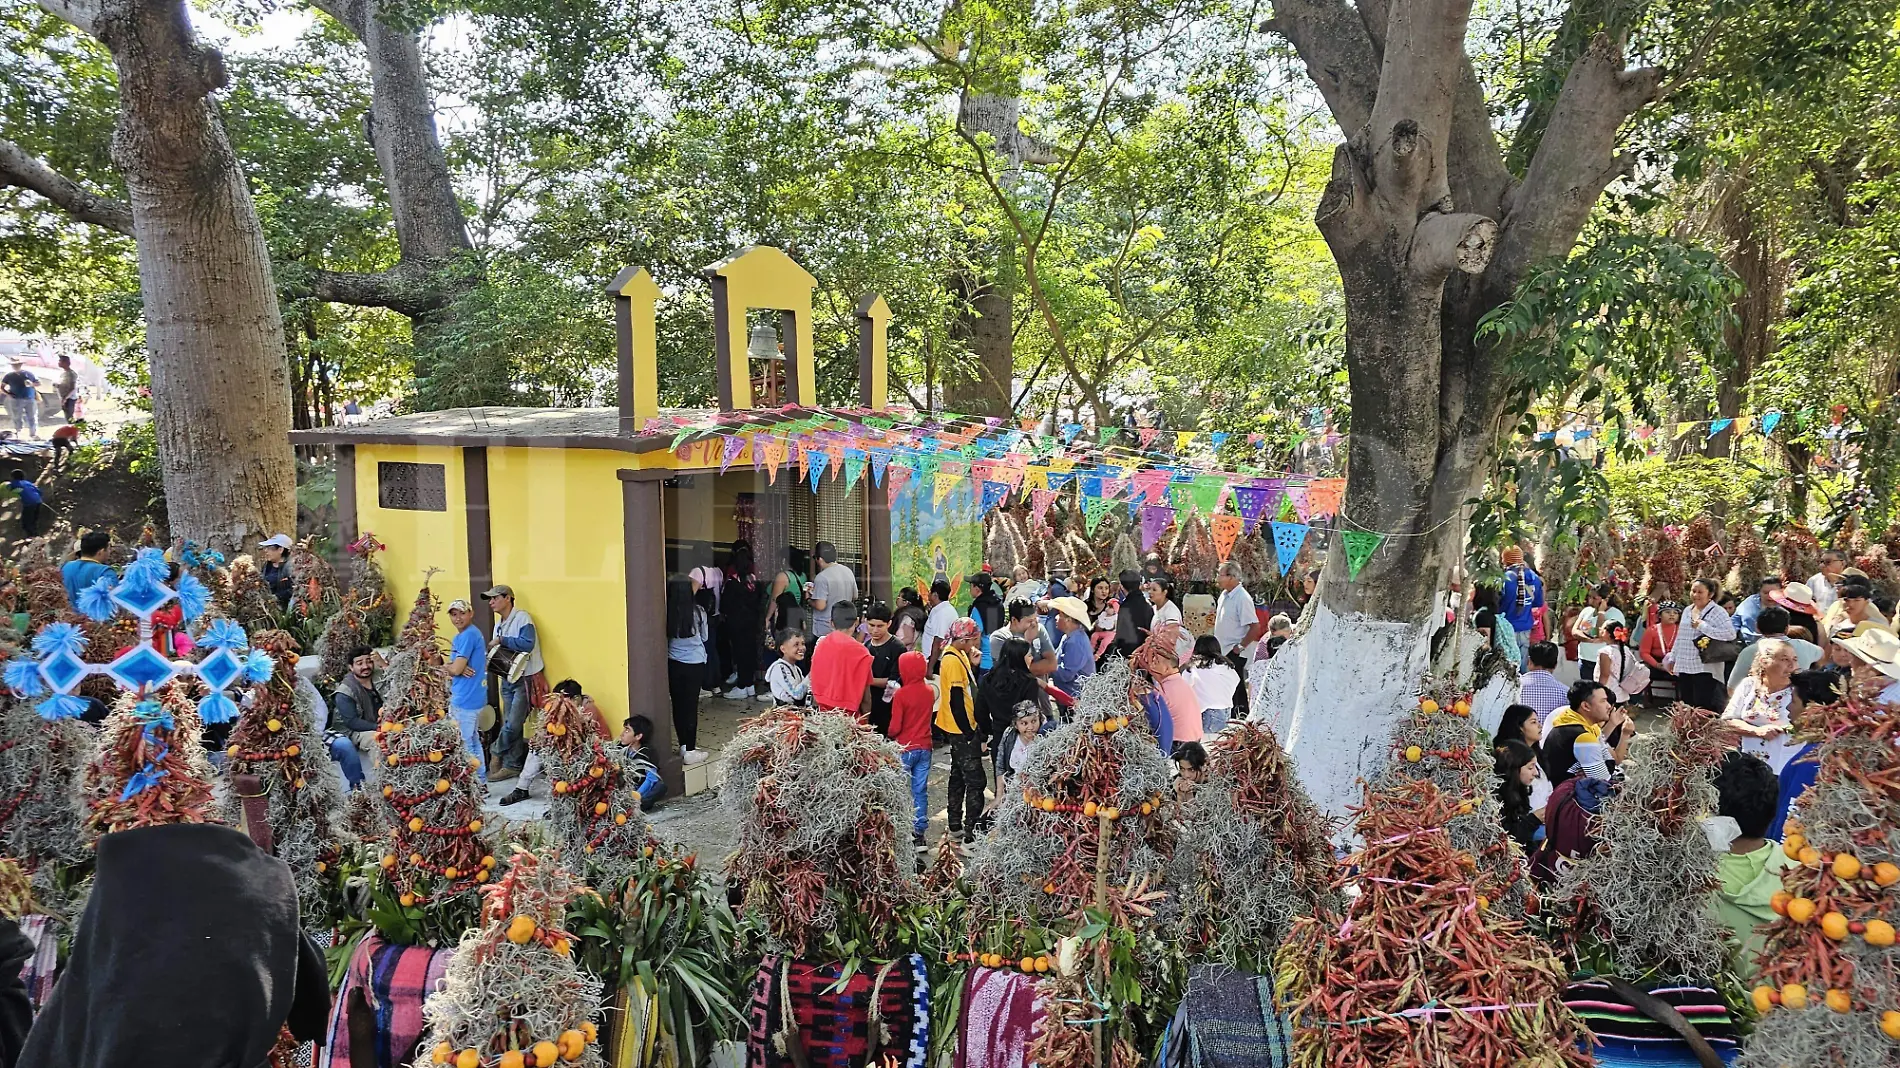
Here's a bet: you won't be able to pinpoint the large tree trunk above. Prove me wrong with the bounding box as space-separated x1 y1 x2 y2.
73 0 296 550
1250 0 1660 825
1703 177 1781 461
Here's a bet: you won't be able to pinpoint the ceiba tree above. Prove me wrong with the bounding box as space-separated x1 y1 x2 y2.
1254 0 1664 818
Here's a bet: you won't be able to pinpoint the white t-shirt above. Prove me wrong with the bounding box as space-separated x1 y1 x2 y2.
1576 605 1626 664
923 600 960 661
1808 572 1840 614
1151 600 1188 662
1186 661 1241 712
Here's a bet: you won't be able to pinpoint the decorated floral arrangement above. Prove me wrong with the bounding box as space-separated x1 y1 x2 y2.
533 692 655 891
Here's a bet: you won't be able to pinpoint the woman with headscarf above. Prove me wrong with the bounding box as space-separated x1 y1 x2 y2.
1133 622 1199 753
13 822 330 1068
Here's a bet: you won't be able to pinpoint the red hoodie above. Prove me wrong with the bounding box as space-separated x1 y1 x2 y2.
888 652 935 752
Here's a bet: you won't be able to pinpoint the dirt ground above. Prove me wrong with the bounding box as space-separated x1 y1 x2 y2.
0 431 164 563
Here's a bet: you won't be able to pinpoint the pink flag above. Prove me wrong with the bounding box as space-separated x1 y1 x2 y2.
1030 489 1058 524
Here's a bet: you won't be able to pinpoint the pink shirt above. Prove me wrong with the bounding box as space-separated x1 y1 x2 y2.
1157 674 1202 743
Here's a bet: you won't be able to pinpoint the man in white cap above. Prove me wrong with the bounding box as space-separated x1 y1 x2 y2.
484 584 544 779
442 598 489 781
256 534 294 607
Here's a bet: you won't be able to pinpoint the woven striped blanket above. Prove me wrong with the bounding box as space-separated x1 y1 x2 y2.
745 954 930 1068
1563 980 1740 1065
318 934 453 1068
1159 966 1293 1068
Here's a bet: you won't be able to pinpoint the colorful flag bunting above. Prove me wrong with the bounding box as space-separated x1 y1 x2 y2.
1340 530 1384 578
1761 410 1782 435
1031 489 1059 524
843 450 867 491
886 464 912 505
1138 427 1160 448
1083 494 1118 534
933 471 963 508
980 480 1012 513
1271 522 1310 574
1305 477 1345 519
1188 474 1227 517
871 450 891 486
1210 514 1243 562
1140 505 1175 552
719 435 744 473
807 449 830 491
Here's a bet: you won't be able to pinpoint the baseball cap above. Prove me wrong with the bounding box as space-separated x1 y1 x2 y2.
446 599 473 612
480 584 513 599
258 533 293 550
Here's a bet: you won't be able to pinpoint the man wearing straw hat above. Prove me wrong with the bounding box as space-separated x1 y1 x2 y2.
1837 624 1900 705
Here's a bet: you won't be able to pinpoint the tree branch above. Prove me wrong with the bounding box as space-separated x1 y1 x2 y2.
284 263 446 318
35 0 102 36
1411 211 1497 282
1366 0 1477 212
0 138 134 236
1491 32 1660 282
1264 0 1380 137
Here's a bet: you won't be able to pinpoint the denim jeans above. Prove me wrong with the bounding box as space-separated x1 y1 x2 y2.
5 396 35 437
901 748 932 836
1201 706 1231 737
327 735 364 789
497 679 530 769
451 705 487 783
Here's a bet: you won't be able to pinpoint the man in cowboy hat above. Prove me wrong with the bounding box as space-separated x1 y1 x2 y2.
1837 624 1900 705
1048 596 1095 695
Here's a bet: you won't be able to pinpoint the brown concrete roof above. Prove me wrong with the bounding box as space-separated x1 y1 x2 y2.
287 406 709 451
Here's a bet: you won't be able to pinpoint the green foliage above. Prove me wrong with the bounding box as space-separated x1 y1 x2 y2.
1601 455 1777 525
569 850 748 1067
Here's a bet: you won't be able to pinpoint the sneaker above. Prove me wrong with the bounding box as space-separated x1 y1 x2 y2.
913 832 927 851
728 686 753 700
683 748 709 765
699 689 719 699
490 765 520 782
499 787 531 805
754 690 775 703
962 829 977 846
724 673 739 686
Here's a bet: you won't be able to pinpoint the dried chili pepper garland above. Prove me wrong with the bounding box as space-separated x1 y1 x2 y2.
1370 677 1534 916
82 683 219 839
220 628 349 920
721 705 915 956
963 661 1177 1068
533 691 655 891
418 848 604 1068
1276 779 1590 1068
368 582 493 914
1739 692 1900 1068
1552 703 1737 983
0 694 88 898
1173 721 1338 973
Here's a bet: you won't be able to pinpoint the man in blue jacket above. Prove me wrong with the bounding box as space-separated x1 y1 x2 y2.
1499 546 1544 663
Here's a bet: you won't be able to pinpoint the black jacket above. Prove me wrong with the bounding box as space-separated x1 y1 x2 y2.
331 674 382 733
18 823 330 1068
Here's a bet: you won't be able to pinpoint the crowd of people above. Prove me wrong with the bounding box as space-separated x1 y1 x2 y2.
1482 542 1900 983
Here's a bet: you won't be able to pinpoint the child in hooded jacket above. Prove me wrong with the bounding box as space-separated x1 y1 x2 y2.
889 651 937 848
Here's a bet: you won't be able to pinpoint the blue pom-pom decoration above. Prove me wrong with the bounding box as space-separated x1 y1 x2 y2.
36 694 90 721
196 691 239 726
125 547 169 584
76 575 117 622
31 622 87 659
4 659 46 697
176 573 211 622
119 765 168 801
200 619 249 651
242 650 275 683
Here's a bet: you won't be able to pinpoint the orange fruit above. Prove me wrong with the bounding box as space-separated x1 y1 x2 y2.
381 854 397 869
285 744 300 757
1404 745 1423 763
1825 988 1852 1013
498 1052 525 1068
481 855 497 868
551 937 571 957
315 861 327 873
1035 955 1050 972
475 869 490 883
1019 956 1035 972
554 781 569 794
580 1022 598 1044
399 892 416 908
428 751 444 763
549 722 567 736
1832 853 1861 880
594 802 609 816
1769 891 1792 916
1453 699 1471 716
293 777 307 789
1750 986 1775 1013
589 765 604 778
1037 798 1056 812
531 1041 558 1067
1797 846 1821 866
1865 919 1895 947
615 814 628 826
1139 802 1153 815
266 718 282 732
1783 834 1806 859
436 779 451 794
388 754 400 767
1090 721 1106 735
410 853 423 866
1820 912 1849 940
1875 861 1900 887
433 1042 453 1065
1780 983 1808 1010
228 745 240 758
455 1050 480 1068
1883 1010 1900 1039
1082 801 1098 817
408 817 424 832
1043 882 1057 894
1419 699 1439 714
469 819 483 833
507 915 537 944
1786 897 1817 924
557 1030 586 1060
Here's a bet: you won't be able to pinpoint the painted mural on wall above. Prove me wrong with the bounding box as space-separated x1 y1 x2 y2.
890 472 982 608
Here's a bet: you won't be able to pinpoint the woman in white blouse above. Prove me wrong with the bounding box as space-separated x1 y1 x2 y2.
1723 638 1804 774
1665 576 1738 712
